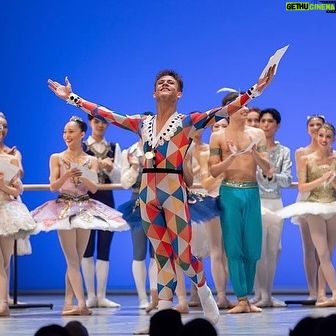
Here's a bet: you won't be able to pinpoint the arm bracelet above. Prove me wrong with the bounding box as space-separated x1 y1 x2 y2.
247 84 262 99
66 93 81 107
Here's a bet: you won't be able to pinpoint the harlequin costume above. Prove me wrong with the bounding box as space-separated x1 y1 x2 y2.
69 91 255 304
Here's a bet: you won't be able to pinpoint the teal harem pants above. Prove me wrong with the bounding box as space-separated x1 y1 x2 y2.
218 181 262 299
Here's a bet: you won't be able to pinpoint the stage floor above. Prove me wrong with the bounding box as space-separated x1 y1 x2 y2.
2 294 335 335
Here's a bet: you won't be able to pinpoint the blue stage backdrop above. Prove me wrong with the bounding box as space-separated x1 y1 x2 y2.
1 0 335 292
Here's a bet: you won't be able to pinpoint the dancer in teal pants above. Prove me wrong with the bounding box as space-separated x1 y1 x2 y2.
218 182 262 298
209 92 270 314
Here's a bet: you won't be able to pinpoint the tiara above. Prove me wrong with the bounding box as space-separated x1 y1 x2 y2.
70 116 83 123
306 114 325 121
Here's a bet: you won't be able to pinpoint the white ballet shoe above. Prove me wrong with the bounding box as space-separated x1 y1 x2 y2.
271 297 287 308
133 326 149 335
97 297 121 308
198 285 220 324
86 296 98 308
139 298 149 309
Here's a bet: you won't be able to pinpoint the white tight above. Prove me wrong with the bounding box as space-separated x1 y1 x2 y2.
254 198 283 301
306 214 336 296
299 219 319 298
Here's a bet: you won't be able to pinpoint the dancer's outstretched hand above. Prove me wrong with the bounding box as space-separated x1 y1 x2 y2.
256 64 276 92
47 76 73 101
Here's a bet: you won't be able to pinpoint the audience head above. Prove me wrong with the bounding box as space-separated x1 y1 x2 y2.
64 320 89 336
289 316 323 336
149 309 183 336
316 314 336 335
34 324 70 336
178 318 217 336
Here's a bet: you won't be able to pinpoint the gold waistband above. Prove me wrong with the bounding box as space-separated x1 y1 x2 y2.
221 180 258 188
57 193 90 202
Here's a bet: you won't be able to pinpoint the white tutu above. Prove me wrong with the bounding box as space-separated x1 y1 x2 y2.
0 199 36 238
261 206 283 226
276 201 336 224
16 237 32 256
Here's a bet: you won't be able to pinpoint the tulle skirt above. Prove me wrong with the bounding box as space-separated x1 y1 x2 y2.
118 198 142 230
32 197 129 233
260 198 284 226
276 201 336 224
188 192 220 258
188 192 220 224
0 199 36 238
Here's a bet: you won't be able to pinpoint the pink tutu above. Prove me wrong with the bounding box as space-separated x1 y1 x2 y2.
32 194 129 233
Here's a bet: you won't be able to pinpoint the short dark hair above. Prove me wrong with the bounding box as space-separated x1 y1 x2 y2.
260 108 281 124
154 70 183 92
248 107 261 114
221 92 240 107
87 114 108 123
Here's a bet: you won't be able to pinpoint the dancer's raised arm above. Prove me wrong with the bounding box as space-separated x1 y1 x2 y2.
48 77 141 133
210 65 276 120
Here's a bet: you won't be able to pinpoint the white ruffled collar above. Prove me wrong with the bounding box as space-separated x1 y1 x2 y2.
142 112 183 147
